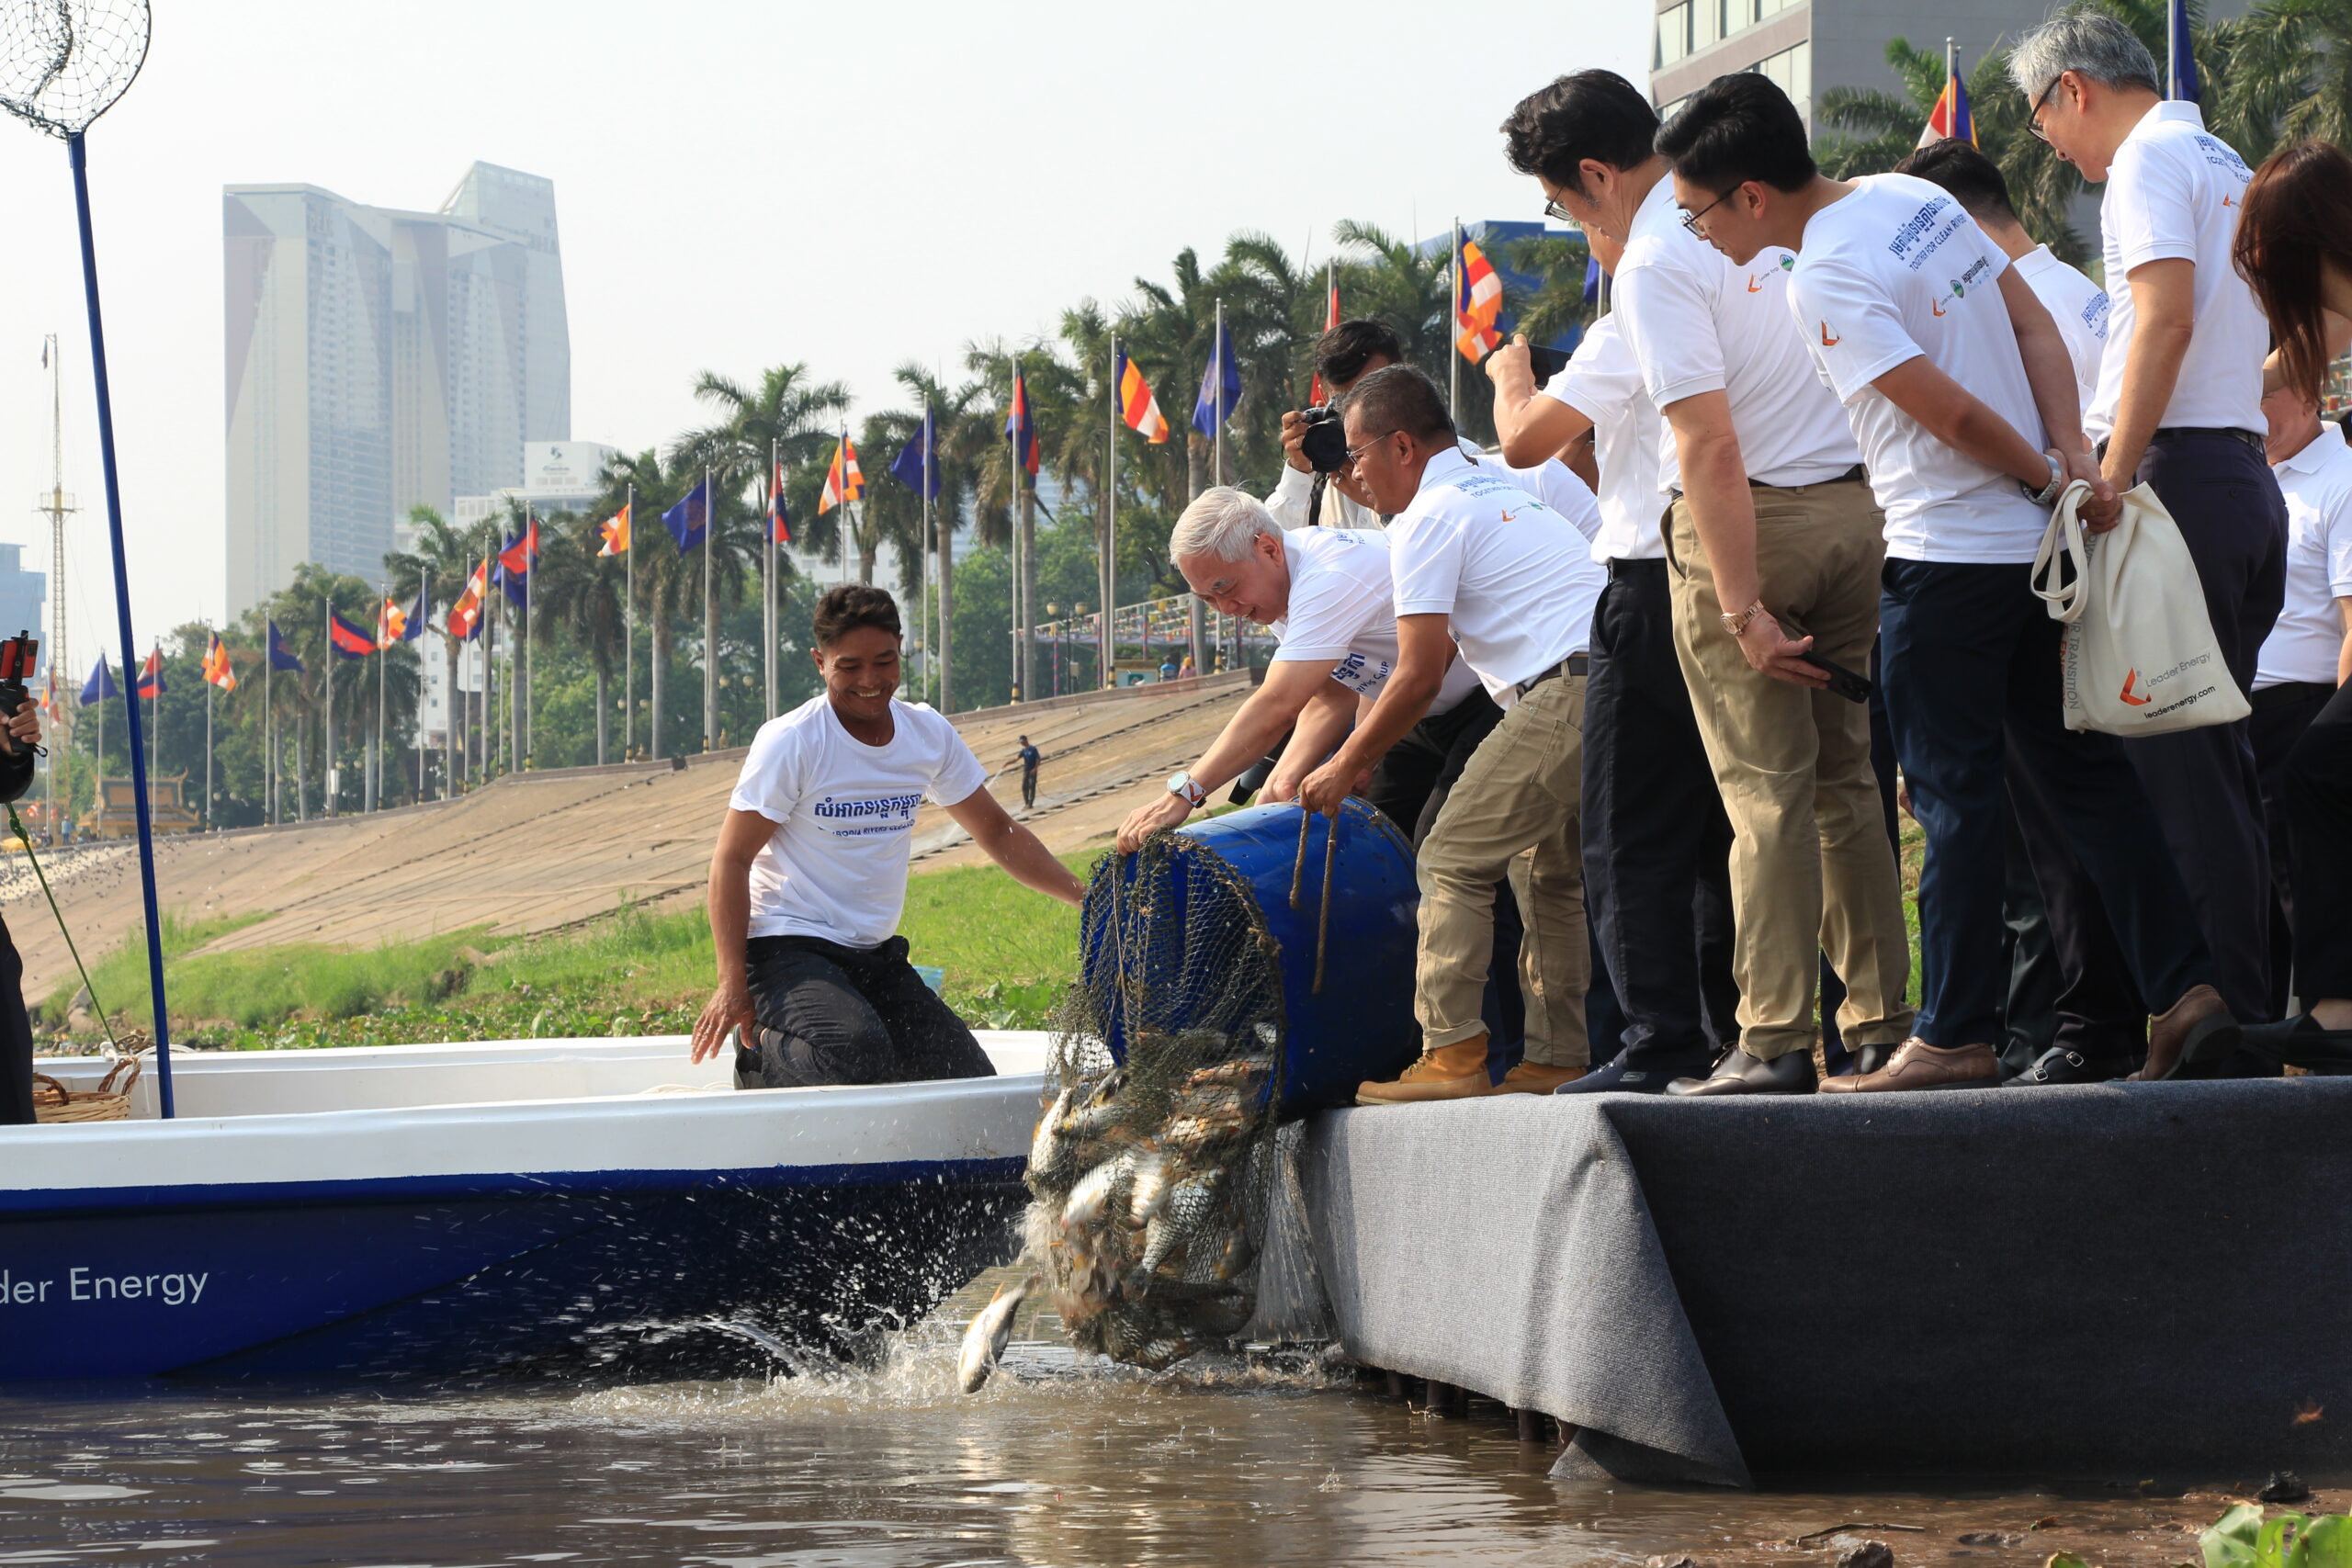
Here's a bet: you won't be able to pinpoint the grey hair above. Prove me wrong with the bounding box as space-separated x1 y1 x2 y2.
1170 486 1277 563
2009 7 2161 100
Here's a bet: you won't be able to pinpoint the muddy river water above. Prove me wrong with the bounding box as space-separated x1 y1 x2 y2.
0 1269 2325 1567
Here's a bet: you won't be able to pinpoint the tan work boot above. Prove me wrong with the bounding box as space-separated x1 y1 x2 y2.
1492 1061 1586 1094
1355 1039 1492 1105
2133 984 2240 1080
1818 1038 1997 1093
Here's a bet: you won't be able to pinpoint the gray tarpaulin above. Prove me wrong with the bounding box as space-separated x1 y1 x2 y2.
1260 1078 2352 1485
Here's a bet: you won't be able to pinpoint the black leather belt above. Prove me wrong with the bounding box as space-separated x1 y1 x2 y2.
2152 426 2267 454
2252 679 2335 715
1515 652 1589 699
1668 464 1867 502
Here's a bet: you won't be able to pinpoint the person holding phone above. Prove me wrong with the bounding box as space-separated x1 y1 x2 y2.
1655 73 2234 1091
0 676 45 1125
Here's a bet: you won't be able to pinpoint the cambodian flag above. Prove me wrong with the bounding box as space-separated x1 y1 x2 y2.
134 647 164 699
329 612 378 660
1006 370 1041 478
769 457 796 539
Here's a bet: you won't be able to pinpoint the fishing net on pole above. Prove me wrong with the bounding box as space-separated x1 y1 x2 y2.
1 0 151 138
1024 829 1291 1371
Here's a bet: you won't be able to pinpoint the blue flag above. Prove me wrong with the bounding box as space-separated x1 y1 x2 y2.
662 479 709 552
889 406 942 499
267 619 306 673
2167 0 2199 101
1191 321 1241 439
1583 252 1602 304
79 655 118 706
402 586 428 640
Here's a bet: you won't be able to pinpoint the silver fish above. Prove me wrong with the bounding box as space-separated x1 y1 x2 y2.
1060 1151 1132 1230
1125 1148 1173 1228
1028 1084 1078 1179
1135 1172 1226 1280
1181 1056 1272 1090
956 1274 1035 1393
1211 1226 1257 1282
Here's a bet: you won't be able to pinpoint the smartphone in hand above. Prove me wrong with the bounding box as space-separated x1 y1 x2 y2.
1799 649 1872 705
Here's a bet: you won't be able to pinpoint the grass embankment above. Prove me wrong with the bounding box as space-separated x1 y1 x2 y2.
43 851 1102 1052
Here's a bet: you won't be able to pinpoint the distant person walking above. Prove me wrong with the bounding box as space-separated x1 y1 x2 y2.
1015 735 1042 809
1159 654 1180 682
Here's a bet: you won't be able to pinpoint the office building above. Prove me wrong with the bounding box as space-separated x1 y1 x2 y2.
0 545 45 674
224 162 571 617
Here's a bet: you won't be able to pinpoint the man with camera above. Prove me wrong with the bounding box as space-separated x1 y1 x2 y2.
0 688 46 1125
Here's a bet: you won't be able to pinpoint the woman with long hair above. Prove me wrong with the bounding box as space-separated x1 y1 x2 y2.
2233 140 2352 1065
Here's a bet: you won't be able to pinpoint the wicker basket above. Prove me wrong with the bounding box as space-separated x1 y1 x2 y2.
31 1055 142 1123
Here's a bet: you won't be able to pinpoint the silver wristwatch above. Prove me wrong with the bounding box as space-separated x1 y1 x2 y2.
1168 771 1209 809
2023 454 2066 506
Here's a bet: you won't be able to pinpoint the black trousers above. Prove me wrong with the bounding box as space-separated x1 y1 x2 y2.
2285 680 2352 1003
2118 429 2290 1021
1021 770 1037 809
1997 803 2065 1074
738 933 994 1088
1582 558 1739 1071
2252 682 2335 1017
0 915 32 1125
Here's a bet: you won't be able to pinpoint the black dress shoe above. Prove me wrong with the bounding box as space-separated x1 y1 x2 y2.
2241 1014 2352 1074
2003 1046 2128 1087
1555 1055 1709 1095
1666 1047 1817 1097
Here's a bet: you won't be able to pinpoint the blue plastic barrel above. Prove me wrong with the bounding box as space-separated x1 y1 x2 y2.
1092 798 1421 1115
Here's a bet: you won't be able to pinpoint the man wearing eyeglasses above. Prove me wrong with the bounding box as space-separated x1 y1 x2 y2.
2007 8 2285 1032
1497 68 1910 1097
1298 365 1610 1103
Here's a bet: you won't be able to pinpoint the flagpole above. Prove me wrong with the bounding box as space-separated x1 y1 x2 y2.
703 465 716 754
376 581 388 810
918 402 932 701
624 482 636 761
765 436 777 721
203 633 212 830
1104 336 1117 690
264 633 271 825
322 597 334 818
419 569 430 800
1450 218 1463 427
525 511 535 769
1212 302 1226 488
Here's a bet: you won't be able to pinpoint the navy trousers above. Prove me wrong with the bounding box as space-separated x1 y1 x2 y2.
2285 680 2352 1003
2252 682 2335 1016
1581 558 1739 1072
1879 558 2211 1048
2119 430 2289 1021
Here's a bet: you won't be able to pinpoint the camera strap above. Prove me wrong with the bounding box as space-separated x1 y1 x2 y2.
1306 471 1329 529
6 804 126 1055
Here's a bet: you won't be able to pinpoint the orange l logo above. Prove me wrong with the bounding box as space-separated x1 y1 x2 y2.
1931 299 1948 316
2120 669 2153 705
1498 510 1518 523
1747 275 1763 293
1819 322 1840 346
2222 193 2236 208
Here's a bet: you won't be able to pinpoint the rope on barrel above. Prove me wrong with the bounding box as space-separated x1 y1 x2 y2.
1288 807 1310 911
1312 807 1339 994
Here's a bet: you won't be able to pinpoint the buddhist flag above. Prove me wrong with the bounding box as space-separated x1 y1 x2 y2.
1117 350 1170 443
79 655 117 706
329 612 377 660
135 645 164 699
1454 236 1503 362
202 633 237 692
1308 276 1340 405
267 619 306 672
597 500 632 557
378 595 408 646
1920 61 1976 145
447 562 489 643
820 439 864 514
1006 371 1042 477
769 457 796 540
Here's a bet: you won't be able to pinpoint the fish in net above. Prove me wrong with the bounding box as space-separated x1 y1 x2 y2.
960 828 1294 1386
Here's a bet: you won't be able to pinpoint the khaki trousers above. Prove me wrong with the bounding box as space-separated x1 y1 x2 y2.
1665 480 1913 1061
1411 671 1589 1066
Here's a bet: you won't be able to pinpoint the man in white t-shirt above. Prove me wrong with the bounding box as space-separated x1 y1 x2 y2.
2252 393 2352 1017
1502 68 1912 1097
689 586 1085 1087
1488 229 1740 1093
1297 366 1609 1101
1894 138 2109 409
1660 71 2233 1091
2013 9 2287 1025
1114 489 1490 853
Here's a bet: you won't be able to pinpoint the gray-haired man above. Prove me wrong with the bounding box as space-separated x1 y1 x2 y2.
2013 6 2287 1044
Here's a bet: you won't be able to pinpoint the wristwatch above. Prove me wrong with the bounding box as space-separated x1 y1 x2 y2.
1719 599 1767 637
1168 771 1210 809
2022 453 2066 506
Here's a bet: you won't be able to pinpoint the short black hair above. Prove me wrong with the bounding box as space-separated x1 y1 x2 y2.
1655 73 1816 196
1316 319 1403 392
1893 139 2020 225
1346 364 1455 446
812 583 901 647
1501 71 1660 199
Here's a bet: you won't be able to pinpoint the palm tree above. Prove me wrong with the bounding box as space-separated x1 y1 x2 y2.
892 364 982 712
598 447 692 759
2210 0 2352 156
1500 232 1600 349
383 503 475 799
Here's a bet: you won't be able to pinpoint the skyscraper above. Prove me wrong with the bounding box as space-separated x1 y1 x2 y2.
224 162 570 615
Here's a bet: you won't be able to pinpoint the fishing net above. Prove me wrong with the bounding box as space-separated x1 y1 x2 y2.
1024 829 1291 1371
0 0 150 138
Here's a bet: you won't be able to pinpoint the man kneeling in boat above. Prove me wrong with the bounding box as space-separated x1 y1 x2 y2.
690 585 1085 1087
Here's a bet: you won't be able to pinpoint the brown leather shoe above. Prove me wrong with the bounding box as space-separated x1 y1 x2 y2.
1492 1061 1586 1095
1355 1038 1493 1105
2133 984 2239 1080
1818 1038 1998 1093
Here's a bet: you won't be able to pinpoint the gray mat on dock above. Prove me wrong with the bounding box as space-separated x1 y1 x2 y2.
1266 1078 2352 1486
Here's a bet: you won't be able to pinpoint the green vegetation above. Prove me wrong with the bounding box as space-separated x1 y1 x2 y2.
2199 1502 2352 1568
44 852 1095 1053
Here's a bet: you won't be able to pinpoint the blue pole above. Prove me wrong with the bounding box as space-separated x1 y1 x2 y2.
68 131 175 1119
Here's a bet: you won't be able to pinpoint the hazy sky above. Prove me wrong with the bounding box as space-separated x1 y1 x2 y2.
1 0 1646 671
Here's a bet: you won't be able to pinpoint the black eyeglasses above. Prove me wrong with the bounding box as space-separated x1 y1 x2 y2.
1543 196 1580 224
1345 430 1397 466
2028 74 2063 142
1679 187 1737 232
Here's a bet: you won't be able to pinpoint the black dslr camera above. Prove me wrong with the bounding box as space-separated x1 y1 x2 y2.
1297 404 1351 475
0 632 37 717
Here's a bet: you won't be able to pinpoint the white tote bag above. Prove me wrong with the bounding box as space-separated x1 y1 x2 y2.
2030 479 2250 737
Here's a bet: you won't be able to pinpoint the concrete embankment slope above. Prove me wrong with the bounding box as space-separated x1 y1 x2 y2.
1 673 1257 999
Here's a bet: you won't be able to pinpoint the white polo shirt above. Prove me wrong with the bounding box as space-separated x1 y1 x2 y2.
2010 243 2109 412
1266 440 1603 545
1266 462 1381 531
2089 100 2263 441
1613 176 1863 497
1543 311 1668 563
1789 173 2052 565
1267 527 1481 716
1388 447 1606 700
2255 423 2352 689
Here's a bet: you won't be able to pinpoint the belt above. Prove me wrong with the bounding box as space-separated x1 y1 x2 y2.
2252 680 2335 715
2151 426 2266 453
1668 464 1867 502
1514 652 1589 699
